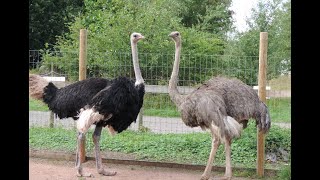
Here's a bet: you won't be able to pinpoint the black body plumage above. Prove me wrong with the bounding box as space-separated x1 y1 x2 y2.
42 76 145 133
89 76 145 133
43 78 111 120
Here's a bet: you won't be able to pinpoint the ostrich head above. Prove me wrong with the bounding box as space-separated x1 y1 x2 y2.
131 32 145 43
168 31 181 44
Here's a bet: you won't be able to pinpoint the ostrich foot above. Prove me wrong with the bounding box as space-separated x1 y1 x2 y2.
200 174 211 180
212 175 232 180
97 169 117 176
77 172 94 177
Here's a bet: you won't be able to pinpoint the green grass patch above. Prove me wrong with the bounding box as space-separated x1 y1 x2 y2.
29 126 77 151
269 75 291 91
276 163 291 180
29 121 290 169
143 108 180 117
266 98 291 123
29 98 49 111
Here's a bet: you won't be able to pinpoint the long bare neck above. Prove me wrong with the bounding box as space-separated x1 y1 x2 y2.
131 41 144 86
169 39 184 106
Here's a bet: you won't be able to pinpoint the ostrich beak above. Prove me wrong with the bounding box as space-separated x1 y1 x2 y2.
139 35 145 40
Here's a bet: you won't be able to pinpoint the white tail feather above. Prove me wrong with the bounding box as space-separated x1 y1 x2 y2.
224 116 243 139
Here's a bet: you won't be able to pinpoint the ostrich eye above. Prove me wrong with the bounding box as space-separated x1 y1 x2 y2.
133 34 137 38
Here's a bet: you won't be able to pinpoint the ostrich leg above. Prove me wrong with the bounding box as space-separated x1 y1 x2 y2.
201 125 221 180
224 137 232 180
93 125 117 176
76 132 93 177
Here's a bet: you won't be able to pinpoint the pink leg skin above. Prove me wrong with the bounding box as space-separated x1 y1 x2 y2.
212 137 233 180
201 126 221 180
224 137 232 180
93 126 117 176
75 132 94 177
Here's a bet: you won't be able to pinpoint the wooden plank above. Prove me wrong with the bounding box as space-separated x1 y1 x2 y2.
43 76 66 82
253 86 270 90
145 85 265 94
145 85 195 94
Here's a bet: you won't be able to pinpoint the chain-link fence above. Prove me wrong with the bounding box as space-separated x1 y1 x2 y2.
29 50 291 134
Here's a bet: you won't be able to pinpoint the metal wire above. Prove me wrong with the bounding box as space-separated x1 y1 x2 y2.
29 50 291 134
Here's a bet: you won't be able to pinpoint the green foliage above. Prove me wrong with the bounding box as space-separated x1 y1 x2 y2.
30 0 290 85
179 0 233 36
29 121 290 168
224 0 291 80
265 124 291 159
39 0 229 81
277 163 291 180
29 0 84 50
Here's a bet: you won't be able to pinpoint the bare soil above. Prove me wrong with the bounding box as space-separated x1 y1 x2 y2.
29 157 204 180
29 157 265 180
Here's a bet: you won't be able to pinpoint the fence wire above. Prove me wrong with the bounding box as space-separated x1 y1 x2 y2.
29 50 291 134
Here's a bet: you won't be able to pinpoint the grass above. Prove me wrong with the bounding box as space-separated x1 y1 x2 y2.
276 163 291 180
29 121 290 169
29 92 291 179
29 98 49 111
268 75 291 91
143 108 180 117
29 95 291 122
266 98 291 123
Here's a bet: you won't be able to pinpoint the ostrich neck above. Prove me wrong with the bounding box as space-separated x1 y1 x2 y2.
131 41 144 86
169 41 184 106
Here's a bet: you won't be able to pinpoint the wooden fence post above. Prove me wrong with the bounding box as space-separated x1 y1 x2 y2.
79 29 87 163
138 108 144 131
257 32 268 177
49 62 54 128
49 112 54 128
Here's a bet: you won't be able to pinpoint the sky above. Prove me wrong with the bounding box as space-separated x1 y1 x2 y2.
229 0 258 32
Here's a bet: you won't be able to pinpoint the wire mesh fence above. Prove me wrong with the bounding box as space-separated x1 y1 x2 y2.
29 49 291 134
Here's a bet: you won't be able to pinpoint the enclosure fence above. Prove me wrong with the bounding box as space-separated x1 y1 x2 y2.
29 49 291 134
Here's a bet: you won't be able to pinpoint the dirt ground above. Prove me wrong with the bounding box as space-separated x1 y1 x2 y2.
30 157 204 180
29 157 260 180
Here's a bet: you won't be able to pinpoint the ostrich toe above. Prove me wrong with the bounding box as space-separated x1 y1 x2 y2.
212 175 232 180
200 174 211 180
77 172 94 177
98 169 117 176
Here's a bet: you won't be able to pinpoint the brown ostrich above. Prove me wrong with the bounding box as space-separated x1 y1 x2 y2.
168 31 271 180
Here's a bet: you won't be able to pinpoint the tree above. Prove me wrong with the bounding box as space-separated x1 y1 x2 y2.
40 0 228 83
179 0 233 36
29 0 84 50
223 0 291 82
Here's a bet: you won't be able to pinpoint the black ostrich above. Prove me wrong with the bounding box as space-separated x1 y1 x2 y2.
29 32 145 177
168 31 271 180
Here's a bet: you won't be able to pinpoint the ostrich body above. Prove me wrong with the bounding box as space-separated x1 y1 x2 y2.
168 31 271 180
29 32 145 177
